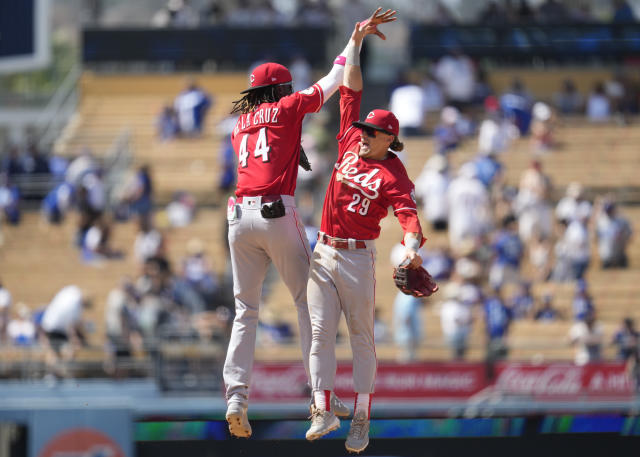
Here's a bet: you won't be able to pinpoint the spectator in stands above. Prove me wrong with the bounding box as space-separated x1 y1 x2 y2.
611 317 639 362
257 309 294 345
0 280 11 343
552 211 591 281
392 292 423 362
514 160 553 244
448 162 492 250
569 310 603 365
433 106 463 155
552 79 584 115
174 80 212 136
595 199 632 268
295 0 333 26
478 1 510 25
500 78 533 136
422 246 454 282
509 281 535 320
40 285 92 376
572 279 595 321
534 294 564 321
133 217 166 264
166 191 196 228
613 0 636 22
152 0 200 28
529 232 553 282
389 71 427 137
421 73 445 115
477 96 518 169
104 277 143 376
474 145 504 191
530 102 556 153
41 181 74 224
586 82 611 122
82 215 122 263
555 182 592 226
415 154 450 231
7 303 36 347
48 150 69 180
536 0 569 23
483 285 512 361
180 237 219 306
440 284 474 360
0 173 20 225
1 144 24 176
65 147 98 186
156 104 180 141
434 47 476 108
488 214 523 290
125 165 154 225
20 142 50 175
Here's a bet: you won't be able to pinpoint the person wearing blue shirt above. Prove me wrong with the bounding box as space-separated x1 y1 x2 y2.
484 287 512 361
572 279 595 321
489 215 523 290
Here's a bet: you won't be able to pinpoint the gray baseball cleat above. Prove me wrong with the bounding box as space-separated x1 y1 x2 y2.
308 393 351 418
305 406 340 441
345 410 370 453
226 402 252 438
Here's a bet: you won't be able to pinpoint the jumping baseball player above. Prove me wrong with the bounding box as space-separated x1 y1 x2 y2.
305 16 428 453
223 8 397 439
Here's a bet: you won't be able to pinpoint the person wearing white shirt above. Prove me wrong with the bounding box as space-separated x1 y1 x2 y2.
440 285 474 360
569 312 603 365
447 163 492 248
415 155 450 231
555 182 592 225
389 76 426 136
41 285 91 367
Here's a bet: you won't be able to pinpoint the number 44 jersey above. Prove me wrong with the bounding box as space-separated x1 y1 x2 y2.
231 84 324 198
320 87 421 241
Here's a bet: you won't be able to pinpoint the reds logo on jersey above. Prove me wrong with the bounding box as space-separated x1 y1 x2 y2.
335 151 382 199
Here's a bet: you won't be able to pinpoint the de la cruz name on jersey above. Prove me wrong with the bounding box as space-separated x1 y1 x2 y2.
320 87 421 241
231 84 324 198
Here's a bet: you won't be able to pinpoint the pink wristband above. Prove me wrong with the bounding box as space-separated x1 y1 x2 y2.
359 20 370 27
333 55 346 66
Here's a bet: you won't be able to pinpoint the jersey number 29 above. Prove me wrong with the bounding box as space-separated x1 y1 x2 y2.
347 193 370 216
238 127 270 168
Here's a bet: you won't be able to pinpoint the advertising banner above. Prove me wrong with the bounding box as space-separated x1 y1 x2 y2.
493 362 633 398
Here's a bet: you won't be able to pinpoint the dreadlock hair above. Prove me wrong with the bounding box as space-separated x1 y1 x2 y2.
230 84 293 115
390 136 404 152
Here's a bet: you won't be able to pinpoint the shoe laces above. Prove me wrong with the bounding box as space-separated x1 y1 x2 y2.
309 406 325 424
349 412 368 438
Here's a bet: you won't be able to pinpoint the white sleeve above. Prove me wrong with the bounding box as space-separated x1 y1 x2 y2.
316 63 345 103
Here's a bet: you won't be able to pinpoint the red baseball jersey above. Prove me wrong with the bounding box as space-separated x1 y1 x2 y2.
320 86 422 241
231 84 324 197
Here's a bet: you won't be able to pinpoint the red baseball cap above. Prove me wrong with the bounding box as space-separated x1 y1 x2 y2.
241 62 292 93
353 109 400 137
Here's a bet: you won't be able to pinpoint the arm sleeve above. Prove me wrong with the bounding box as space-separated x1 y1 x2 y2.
316 61 345 104
336 86 362 142
387 172 426 247
281 84 325 116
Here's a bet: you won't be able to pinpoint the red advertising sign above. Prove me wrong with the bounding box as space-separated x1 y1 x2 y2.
250 361 487 400
494 362 633 398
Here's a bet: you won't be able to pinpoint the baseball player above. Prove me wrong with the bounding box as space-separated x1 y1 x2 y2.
223 9 397 439
305 16 425 454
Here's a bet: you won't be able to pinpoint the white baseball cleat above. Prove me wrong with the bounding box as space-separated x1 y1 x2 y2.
305 406 340 441
345 410 370 453
226 402 252 438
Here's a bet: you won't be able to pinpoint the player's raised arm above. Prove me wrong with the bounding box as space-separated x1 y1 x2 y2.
315 8 396 101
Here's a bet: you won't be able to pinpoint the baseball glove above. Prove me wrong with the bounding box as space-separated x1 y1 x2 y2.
393 266 439 298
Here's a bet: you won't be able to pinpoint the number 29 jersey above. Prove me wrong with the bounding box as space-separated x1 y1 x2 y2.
231 84 324 198
320 87 422 241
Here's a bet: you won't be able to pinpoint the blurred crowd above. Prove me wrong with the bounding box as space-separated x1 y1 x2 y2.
1 39 639 381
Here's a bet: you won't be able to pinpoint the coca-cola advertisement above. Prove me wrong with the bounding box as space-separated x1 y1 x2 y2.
494 362 633 398
250 362 487 400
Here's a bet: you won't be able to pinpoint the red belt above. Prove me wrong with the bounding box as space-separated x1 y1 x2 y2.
236 195 282 204
317 233 367 250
